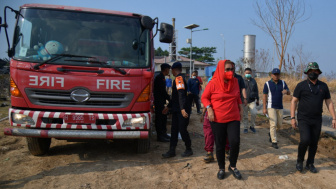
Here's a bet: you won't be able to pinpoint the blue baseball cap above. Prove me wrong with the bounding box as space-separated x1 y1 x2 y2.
272 68 280 74
171 62 182 69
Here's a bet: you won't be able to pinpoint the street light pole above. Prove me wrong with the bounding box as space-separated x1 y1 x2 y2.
191 28 209 73
190 29 193 77
185 24 208 77
185 24 199 77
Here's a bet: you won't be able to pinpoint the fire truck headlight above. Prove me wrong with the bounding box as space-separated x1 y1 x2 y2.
122 117 146 127
11 113 35 125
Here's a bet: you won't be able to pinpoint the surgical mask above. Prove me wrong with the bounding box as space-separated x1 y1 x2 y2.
245 74 251 78
308 72 319 80
224 71 234 80
192 76 196 79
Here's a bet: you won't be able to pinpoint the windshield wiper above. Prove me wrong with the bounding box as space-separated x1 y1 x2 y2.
33 54 94 70
64 59 127 75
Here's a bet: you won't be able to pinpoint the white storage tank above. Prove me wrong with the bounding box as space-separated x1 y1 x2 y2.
243 35 256 73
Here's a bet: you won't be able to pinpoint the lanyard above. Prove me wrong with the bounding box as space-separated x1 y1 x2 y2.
307 81 319 94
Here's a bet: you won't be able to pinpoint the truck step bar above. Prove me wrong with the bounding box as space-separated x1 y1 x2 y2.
4 128 148 139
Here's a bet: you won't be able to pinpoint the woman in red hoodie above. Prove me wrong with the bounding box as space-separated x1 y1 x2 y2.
201 60 243 180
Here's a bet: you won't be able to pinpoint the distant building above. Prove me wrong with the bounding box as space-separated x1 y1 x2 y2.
154 56 210 77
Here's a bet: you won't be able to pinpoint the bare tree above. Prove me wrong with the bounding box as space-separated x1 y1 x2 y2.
293 44 315 79
235 57 245 75
253 0 309 71
255 48 272 72
323 71 336 80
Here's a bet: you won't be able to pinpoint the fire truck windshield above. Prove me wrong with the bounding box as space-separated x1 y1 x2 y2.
12 8 151 68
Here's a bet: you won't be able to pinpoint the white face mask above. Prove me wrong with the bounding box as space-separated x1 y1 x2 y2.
192 76 196 79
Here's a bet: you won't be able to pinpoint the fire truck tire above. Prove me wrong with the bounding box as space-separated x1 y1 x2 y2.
136 138 150 153
26 137 51 156
136 128 151 153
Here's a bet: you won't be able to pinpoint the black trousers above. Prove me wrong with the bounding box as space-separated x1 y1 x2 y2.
154 104 167 138
211 121 240 169
297 118 322 165
170 111 191 150
189 94 200 112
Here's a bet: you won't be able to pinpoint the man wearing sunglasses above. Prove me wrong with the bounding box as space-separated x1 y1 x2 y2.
291 62 336 173
263 68 290 149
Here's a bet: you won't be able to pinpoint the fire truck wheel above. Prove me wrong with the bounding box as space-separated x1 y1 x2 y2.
136 138 150 153
136 128 151 153
26 137 51 156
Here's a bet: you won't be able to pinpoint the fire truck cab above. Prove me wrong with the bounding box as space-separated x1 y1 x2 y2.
0 4 173 155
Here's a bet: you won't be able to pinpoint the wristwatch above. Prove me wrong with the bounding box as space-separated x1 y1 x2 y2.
291 117 295 120
206 105 211 109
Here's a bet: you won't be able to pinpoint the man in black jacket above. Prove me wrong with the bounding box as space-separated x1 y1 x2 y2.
162 62 192 158
243 68 259 134
154 63 171 142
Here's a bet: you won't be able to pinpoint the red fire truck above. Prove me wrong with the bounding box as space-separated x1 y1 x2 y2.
0 4 173 155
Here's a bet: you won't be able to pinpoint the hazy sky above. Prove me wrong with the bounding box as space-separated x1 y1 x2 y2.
1 0 335 74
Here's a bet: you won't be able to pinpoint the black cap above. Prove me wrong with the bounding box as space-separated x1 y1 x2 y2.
171 62 182 69
160 63 171 70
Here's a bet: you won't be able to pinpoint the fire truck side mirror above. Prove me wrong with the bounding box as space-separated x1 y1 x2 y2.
141 16 154 30
7 25 20 57
159 23 173 43
0 17 2 33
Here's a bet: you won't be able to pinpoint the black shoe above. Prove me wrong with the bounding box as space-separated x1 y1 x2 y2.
271 143 279 149
163 134 171 139
181 149 193 157
217 169 225 180
228 165 242 180
203 152 215 163
249 126 256 133
157 136 170 142
162 150 176 158
296 162 303 172
306 164 317 173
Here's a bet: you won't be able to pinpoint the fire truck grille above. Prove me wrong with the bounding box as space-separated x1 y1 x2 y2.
25 88 134 108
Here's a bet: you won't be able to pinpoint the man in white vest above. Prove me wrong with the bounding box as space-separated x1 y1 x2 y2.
263 68 290 149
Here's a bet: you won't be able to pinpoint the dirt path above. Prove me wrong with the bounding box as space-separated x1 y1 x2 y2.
0 109 336 189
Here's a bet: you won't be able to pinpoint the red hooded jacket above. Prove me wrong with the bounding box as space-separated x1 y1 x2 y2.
201 60 242 123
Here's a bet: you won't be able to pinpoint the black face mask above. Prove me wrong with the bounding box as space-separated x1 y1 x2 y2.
308 72 319 80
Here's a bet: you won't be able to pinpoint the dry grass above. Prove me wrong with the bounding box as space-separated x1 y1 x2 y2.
320 77 336 93
255 76 336 94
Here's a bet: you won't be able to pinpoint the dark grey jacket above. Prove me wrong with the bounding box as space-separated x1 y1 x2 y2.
244 77 259 103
